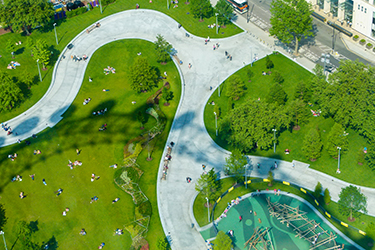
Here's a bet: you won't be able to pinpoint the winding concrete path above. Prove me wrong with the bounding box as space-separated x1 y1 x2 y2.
1 9 374 250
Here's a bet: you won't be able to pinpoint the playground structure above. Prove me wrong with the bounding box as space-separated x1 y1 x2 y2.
266 198 344 250
244 227 275 250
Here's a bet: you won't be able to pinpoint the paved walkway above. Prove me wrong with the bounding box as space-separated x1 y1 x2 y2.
0 9 373 250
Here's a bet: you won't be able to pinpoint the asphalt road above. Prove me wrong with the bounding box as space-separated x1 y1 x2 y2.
245 0 373 66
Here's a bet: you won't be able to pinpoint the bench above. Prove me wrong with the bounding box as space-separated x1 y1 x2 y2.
86 23 101 34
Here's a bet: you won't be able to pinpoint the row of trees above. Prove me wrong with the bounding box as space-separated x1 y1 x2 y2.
0 0 54 35
219 60 375 163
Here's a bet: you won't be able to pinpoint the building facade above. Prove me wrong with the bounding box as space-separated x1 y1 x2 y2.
308 0 375 41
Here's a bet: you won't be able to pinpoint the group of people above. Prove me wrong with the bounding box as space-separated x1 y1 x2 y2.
224 51 233 61
8 153 17 161
7 61 21 70
2 123 13 135
67 160 82 170
103 66 116 75
83 98 92 105
71 55 88 62
92 108 107 116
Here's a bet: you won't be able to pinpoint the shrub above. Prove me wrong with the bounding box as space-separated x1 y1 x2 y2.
138 200 152 217
366 43 373 49
266 55 274 69
353 35 359 41
273 71 284 84
359 39 366 45
313 182 322 198
66 7 87 18
324 188 331 205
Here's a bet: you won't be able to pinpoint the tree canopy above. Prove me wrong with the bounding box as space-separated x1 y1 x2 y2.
190 0 213 20
220 100 289 151
269 0 314 54
302 128 322 161
287 99 309 128
33 39 50 69
214 231 232 250
266 82 287 105
195 168 220 201
215 0 234 25
0 71 23 112
224 148 247 182
338 185 367 221
0 0 54 35
155 34 173 63
225 75 246 101
130 57 159 93
326 123 348 158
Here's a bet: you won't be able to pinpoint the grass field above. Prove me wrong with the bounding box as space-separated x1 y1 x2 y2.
0 39 181 249
193 178 375 249
0 0 242 122
204 53 375 188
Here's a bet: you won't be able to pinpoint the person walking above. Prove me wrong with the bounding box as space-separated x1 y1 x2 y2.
76 149 80 155
239 215 242 222
42 179 47 185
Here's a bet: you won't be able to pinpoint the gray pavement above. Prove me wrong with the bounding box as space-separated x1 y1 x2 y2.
0 9 373 250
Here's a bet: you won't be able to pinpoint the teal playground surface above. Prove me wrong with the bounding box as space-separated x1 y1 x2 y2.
201 193 360 250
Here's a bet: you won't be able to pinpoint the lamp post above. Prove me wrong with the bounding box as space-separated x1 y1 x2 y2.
99 0 102 13
0 231 8 250
321 53 330 78
53 23 58 45
337 146 341 173
215 13 219 34
167 0 169 9
205 197 210 222
244 165 248 189
272 128 277 153
251 48 253 67
36 59 42 82
214 112 218 136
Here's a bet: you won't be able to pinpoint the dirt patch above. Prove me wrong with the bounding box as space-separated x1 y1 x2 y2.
0 27 12 36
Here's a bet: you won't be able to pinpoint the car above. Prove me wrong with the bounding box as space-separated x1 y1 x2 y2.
67 44 74 50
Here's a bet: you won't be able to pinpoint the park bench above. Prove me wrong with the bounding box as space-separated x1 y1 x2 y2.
86 22 101 34
173 55 183 65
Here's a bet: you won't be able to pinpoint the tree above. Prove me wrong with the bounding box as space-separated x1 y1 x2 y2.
190 0 213 20
338 185 367 221
33 39 50 69
0 0 54 35
17 220 39 249
302 128 322 161
273 71 284 84
20 71 35 89
130 57 159 92
326 123 348 158
215 0 234 26
324 188 331 205
195 168 220 202
155 34 173 63
0 204 7 231
6 40 15 58
224 149 247 182
137 111 146 129
313 182 322 199
225 75 246 101
309 64 328 105
214 231 232 250
266 83 287 106
0 72 23 112
157 237 170 250
162 88 174 105
287 99 309 129
220 100 289 151
320 60 375 141
246 68 254 81
294 82 311 102
265 55 274 69
269 0 313 54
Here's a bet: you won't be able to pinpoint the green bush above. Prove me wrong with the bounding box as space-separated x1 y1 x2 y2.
366 43 373 49
353 35 359 39
359 39 366 44
66 7 88 18
138 200 152 217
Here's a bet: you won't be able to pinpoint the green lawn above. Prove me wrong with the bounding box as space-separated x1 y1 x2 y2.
193 178 375 249
0 0 241 122
204 53 375 188
0 39 180 249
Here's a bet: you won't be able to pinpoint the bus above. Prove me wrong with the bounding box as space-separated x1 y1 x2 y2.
226 0 249 14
